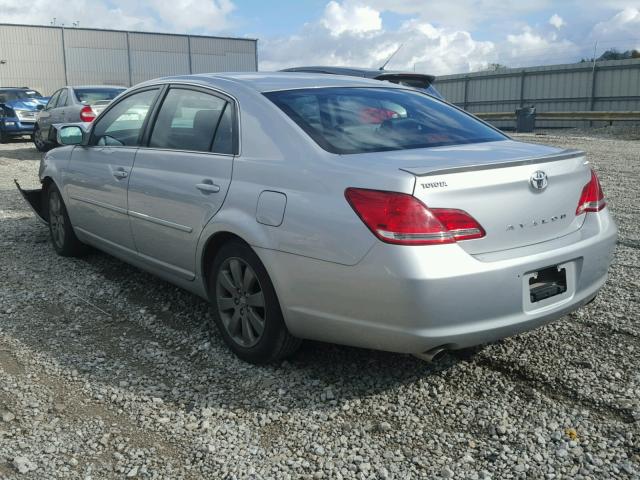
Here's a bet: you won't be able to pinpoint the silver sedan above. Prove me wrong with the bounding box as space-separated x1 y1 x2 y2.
33 85 125 152
16 73 617 364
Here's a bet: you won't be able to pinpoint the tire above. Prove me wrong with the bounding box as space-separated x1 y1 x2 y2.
0 129 8 144
208 240 301 364
33 125 52 152
47 184 86 257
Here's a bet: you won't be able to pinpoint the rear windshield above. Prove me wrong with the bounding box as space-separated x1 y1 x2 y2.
265 87 505 154
74 88 125 104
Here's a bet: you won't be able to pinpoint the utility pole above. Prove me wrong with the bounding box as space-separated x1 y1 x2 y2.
589 41 598 126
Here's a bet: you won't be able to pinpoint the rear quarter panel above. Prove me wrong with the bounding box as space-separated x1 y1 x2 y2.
197 87 416 268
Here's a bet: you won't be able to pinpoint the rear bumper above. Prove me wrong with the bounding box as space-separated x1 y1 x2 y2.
259 210 617 354
1 119 35 135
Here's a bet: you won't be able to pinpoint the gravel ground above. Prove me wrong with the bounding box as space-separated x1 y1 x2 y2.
0 133 638 479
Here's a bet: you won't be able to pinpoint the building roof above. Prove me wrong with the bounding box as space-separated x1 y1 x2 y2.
0 22 257 42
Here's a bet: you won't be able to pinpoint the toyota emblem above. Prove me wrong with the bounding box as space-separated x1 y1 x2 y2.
530 170 548 190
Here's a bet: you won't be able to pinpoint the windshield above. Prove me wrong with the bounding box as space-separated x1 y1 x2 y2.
265 87 506 154
0 89 43 102
74 88 125 104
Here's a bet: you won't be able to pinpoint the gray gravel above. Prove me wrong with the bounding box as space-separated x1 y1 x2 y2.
1 133 639 479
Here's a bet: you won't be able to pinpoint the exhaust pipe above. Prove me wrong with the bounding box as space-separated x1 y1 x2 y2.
413 346 448 363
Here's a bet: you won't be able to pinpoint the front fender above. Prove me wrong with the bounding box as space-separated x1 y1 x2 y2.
14 180 47 224
39 146 74 195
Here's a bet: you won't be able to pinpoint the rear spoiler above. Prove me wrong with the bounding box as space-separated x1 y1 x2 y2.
400 149 585 177
374 73 436 87
14 180 47 224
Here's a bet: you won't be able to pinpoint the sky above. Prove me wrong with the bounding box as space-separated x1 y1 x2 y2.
1 0 639 75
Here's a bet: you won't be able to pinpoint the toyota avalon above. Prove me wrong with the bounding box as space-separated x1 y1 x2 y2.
16 73 617 363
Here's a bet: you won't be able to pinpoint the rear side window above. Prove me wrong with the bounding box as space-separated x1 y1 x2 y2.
58 89 68 107
91 89 159 147
46 90 61 110
149 88 233 153
265 87 505 154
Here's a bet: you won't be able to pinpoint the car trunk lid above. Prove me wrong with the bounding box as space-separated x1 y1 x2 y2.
396 140 590 254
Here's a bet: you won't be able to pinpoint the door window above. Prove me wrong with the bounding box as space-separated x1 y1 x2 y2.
211 103 234 154
91 89 159 147
149 88 232 153
46 90 61 110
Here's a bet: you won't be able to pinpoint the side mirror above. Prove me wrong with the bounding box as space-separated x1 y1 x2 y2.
36 104 44 111
57 125 84 145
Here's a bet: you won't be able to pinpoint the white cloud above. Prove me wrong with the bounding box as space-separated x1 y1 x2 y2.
321 1 382 36
361 0 552 29
549 14 565 29
0 0 236 33
504 27 579 66
260 0 616 75
260 14 497 75
591 7 640 49
147 0 235 32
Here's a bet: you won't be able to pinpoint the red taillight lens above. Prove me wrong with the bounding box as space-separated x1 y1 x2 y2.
345 188 485 245
576 170 606 215
80 105 96 122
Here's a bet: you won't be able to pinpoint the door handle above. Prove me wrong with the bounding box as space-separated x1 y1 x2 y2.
196 181 220 193
113 169 128 179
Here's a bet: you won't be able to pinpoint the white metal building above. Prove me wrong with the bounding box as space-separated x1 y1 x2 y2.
0 23 258 95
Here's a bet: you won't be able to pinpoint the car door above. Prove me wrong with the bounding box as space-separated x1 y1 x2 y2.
127 86 236 279
37 89 61 138
64 87 161 252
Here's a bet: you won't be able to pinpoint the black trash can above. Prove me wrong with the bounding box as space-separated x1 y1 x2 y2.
515 106 536 133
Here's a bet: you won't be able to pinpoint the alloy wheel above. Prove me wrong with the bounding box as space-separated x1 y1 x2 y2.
216 257 266 348
34 128 46 150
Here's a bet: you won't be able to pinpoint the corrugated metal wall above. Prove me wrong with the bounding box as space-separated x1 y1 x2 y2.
0 24 258 95
64 29 130 86
436 59 640 128
0 24 66 94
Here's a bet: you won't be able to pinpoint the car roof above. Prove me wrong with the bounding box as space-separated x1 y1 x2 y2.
140 72 409 94
65 85 127 90
0 87 37 91
281 66 436 83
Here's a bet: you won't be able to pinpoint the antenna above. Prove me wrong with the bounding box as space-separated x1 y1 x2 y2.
379 43 403 71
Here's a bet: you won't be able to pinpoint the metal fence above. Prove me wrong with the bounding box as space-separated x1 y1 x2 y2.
436 58 640 128
0 24 258 95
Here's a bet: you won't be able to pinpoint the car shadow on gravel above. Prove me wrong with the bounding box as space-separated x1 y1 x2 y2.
2 215 474 418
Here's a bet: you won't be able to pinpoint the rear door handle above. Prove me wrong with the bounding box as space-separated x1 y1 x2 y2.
196 182 220 193
113 168 128 179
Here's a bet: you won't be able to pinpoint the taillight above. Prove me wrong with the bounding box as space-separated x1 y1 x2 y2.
80 105 96 122
576 170 606 215
345 188 485 245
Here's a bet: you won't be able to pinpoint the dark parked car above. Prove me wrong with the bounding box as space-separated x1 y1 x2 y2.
281 66 443 99
34 85 126 151
0 88 49 143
